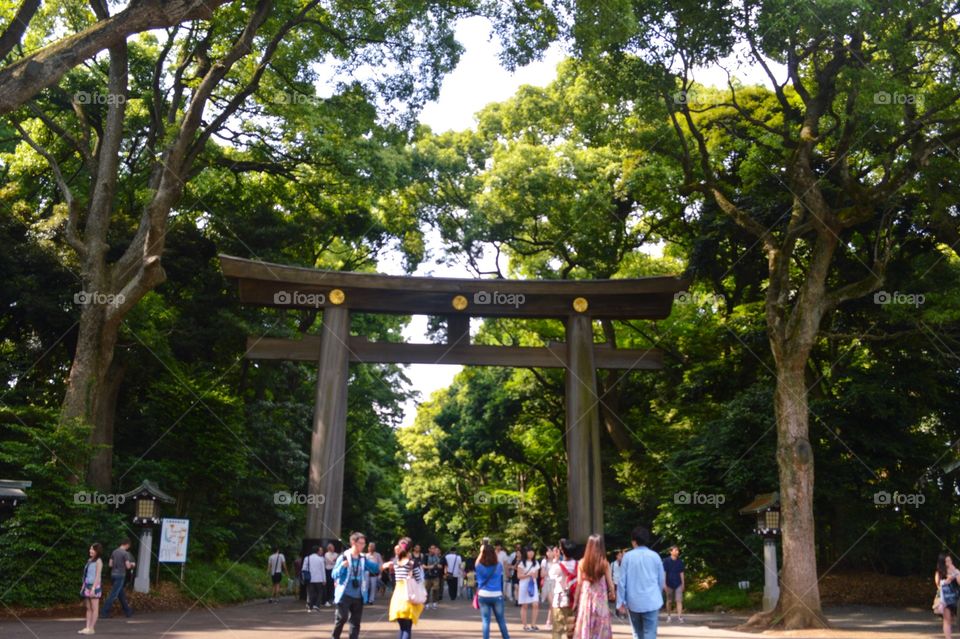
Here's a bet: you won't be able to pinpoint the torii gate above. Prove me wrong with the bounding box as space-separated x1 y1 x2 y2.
220 255 687 544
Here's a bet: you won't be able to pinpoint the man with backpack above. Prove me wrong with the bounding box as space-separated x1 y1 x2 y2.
548 538 579 639
330 532 381 639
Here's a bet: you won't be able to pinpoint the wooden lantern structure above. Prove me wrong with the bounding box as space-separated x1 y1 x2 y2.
121 480 175 592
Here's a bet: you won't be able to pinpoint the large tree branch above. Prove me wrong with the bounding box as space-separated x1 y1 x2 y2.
824 216 893 310
10 119 87 257
108 0 274 321
0 0 41 61
871 129 960 208
82 42 128 274
672 71 778 253
725 72 789 141
743 9 796 124
27 101 93 171
187 0 322 166
0 0 231 115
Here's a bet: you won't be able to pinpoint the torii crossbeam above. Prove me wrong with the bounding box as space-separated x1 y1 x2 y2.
220 255 687 545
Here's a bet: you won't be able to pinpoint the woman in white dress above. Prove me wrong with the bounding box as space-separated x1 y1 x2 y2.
517 546 540 631
539 546 558 629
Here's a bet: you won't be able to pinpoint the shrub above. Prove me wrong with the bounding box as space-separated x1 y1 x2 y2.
0 409 126 607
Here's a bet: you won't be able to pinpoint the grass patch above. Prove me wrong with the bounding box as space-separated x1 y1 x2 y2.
683 583 759 611
169 562 272 606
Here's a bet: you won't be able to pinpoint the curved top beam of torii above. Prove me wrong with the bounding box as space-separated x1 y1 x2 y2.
219 254 690 320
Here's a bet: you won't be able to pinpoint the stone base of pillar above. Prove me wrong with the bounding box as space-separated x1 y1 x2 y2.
134 528 153 593
762 538 780 611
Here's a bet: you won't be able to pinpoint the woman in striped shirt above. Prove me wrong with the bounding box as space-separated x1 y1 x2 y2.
384 537 425 639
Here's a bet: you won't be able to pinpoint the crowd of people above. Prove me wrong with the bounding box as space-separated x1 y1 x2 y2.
273 525 681 639
78 526 685 638
73 528 960 639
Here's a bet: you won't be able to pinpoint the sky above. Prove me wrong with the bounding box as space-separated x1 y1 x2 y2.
377 17 565 426
378 17 784 427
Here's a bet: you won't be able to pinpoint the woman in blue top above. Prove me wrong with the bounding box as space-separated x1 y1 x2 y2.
475 543 511 639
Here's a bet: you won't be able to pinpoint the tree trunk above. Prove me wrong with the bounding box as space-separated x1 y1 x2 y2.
770 360 827 629
61 302 123 491
746 232 835 630
44 0 273 494
88 355 126 491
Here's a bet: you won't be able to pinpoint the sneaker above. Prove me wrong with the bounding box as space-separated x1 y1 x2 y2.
666 615 672 623
306 606 313 613
324 601 331 607
678 616 684 623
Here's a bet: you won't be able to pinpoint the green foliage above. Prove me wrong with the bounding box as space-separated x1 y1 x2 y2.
405 30 960 585
3 0 960 611
0 408 125 607
683 583 758 612
173 562 272 606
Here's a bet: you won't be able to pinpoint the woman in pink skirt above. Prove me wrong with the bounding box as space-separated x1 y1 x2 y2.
573 535 615 639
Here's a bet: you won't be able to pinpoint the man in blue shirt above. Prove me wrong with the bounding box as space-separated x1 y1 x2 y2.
662 545 685 623
331 532 381 639
616 526 665 639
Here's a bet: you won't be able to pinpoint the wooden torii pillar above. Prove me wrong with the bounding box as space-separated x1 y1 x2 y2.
220 255 687 544
307 305 349 540
566 313 604 541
